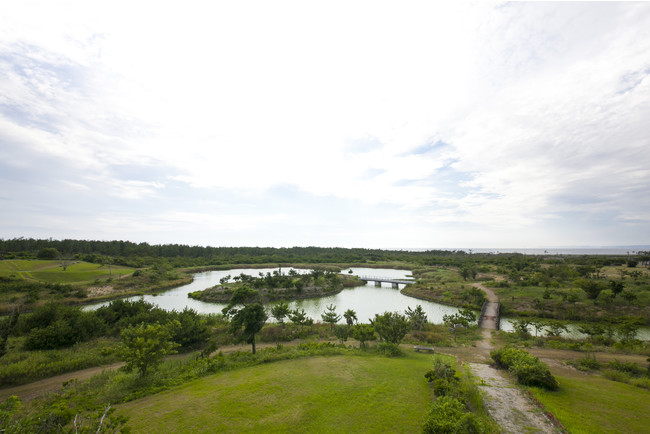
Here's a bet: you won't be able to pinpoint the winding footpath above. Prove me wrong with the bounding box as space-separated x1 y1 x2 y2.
467 283 558 434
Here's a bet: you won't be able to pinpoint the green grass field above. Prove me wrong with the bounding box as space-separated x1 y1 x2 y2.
0 260 133 284
529 373 650 433
117 353 434 433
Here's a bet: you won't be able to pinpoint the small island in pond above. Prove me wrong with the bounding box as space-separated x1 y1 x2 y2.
188 268 364 303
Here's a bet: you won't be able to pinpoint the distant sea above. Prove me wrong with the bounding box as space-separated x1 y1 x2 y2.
406 246 650 255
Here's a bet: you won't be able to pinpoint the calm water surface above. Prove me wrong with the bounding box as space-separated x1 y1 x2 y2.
87 267 649 339
87 267 463 324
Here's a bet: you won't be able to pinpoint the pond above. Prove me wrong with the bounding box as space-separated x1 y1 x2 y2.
500 317 650 341
87 267 464 324
86 266 650 340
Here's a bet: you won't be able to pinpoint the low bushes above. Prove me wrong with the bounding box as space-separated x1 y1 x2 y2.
0 337 119 386
601 359 650 390
422 356 496 433
422 396 483 433
491 346 559 390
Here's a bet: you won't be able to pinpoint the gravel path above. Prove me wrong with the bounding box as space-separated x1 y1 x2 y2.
469 362 556 434
467 284 559 433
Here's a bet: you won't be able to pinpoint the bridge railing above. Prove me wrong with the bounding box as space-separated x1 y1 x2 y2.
358 276 415 283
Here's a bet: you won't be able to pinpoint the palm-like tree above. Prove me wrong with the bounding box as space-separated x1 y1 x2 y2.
343 309 358 326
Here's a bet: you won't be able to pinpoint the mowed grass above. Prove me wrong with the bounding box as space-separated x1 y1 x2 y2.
0 260 133 283
117 353 433 433
529 374 650 433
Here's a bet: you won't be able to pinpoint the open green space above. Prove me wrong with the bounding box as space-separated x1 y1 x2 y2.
528 373 650 433
117 353 433 433
0 260 133 284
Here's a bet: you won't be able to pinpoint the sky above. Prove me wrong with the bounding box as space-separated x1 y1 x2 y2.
1 1 649 249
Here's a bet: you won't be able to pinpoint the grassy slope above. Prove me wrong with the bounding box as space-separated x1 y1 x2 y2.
529 374 650 433
117 353 433 433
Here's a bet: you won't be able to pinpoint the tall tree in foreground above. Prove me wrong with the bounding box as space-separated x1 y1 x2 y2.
222 287 268 354
371 311 410 344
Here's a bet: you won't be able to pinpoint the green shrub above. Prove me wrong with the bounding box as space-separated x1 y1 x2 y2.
491 346 559 390
20 304 105 350
574 354 601 371
602 368 631 383
630 377 650 389
424 357 458 384
608 360 645 377
376 342 402 357
422 396 484 433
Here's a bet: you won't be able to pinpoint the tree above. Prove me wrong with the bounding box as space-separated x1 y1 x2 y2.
118 321 179 376
321 304 341 330
529 319 545 337
544 320 568 337
577 278 604 300
222 287 268 354
352 324 375 349
371 312 410 344
288 308 313 327
442 311 473 342
621 290 637 304
609 280 624 298
173 307 210 347
334 325 350 345
37 247 59 259
0 307 19 358
458 308 476 324
578 323 606 342
270 301 291 325
459 265 478 281
343 309 358 326
617 317 642 343
405 305 428 330
510 319 531 338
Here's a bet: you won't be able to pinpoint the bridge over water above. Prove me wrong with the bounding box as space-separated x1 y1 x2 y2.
359 276 415 288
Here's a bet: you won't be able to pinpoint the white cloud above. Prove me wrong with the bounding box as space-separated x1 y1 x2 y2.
1 1 649 247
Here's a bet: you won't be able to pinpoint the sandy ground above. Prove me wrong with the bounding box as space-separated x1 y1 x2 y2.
469 361 556 434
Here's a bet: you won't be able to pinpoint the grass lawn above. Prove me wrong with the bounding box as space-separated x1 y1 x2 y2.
0 260 133 284
528 374 650 433
117 353 434 433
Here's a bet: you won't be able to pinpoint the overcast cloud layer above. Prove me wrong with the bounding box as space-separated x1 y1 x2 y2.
1 1 649 249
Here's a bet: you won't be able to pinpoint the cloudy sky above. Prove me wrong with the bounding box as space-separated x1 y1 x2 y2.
1 1 649 249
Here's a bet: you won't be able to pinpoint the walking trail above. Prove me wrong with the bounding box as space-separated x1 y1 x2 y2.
467 283 557 433
3 284 558 433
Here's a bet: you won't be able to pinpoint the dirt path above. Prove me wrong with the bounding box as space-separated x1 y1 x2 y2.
0 341 305 402
469 362 556 434
0 362 125 402
464 283 559 433
474 282 499 303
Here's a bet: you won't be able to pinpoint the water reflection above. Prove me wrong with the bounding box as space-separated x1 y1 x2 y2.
86 267 463 324
85 266 649 340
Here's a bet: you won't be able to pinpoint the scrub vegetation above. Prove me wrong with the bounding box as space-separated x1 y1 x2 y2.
1 238 649 432
188 268 363 303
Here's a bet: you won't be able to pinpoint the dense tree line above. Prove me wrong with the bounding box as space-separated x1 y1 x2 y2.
3 238 642 271
0 237 465 266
